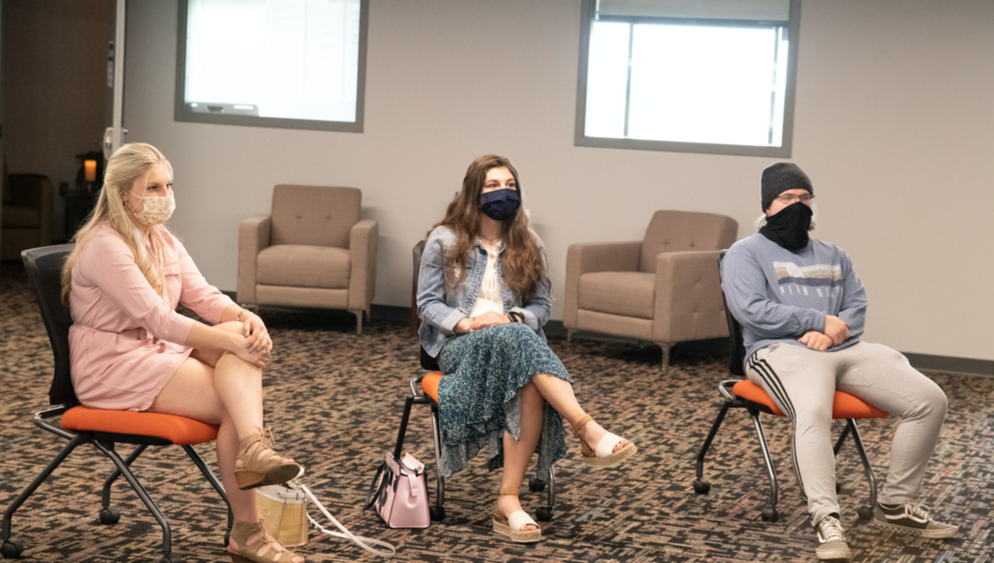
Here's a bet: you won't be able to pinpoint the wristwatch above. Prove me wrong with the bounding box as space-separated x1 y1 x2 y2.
508 311 524 323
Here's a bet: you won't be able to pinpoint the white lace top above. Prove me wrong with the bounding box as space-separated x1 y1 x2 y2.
470 252 504 317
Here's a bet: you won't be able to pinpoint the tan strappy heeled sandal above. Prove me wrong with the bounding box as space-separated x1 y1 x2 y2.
492 487 541 543
228 519 304 563
570 415 637 469
234 428 303 490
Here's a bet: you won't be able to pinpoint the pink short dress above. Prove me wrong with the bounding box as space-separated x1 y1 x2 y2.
68 224 235 411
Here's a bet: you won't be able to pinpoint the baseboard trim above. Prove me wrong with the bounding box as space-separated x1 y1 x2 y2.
371 304 414 324
223 292 414 325
225 296 994 376
554 322 994 376
901 353 994 377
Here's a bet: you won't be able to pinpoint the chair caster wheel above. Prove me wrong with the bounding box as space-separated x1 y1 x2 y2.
159 554 182 563
693 479 711 494
99 506 121 525
1 538 24 558
528 478 546 492
760 507 781 522
429 506 445 521
857 505 874 520
536 507 553 522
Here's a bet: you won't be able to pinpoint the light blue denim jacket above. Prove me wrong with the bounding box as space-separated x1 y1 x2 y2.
417 226 552 358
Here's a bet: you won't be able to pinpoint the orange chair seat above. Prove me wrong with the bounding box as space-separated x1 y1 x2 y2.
732 380 888 419
61 406 220 445
421 372 442 403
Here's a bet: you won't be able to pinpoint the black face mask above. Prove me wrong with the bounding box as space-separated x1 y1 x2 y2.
760 201 813 251
480 189 520 221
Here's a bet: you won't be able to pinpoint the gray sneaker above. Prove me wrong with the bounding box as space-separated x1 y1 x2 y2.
873 503 958 539
815 515 852 560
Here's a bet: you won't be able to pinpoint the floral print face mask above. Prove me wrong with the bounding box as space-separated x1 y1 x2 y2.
128 192 176 226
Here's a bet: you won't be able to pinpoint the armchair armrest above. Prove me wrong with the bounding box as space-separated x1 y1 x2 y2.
563 241 641 329
348 219 379 312
237 215 271 304
653 250 728 342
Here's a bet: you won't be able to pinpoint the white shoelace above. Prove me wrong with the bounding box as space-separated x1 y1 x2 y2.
901 502 931 521
818 516 846 543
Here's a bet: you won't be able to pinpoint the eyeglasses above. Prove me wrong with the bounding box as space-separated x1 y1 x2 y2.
776 193 814 205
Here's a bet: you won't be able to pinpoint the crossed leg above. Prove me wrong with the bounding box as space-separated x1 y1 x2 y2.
147 322 302 563
497 376 632 531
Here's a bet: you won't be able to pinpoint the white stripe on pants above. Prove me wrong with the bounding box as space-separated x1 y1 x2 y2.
746 341 947 526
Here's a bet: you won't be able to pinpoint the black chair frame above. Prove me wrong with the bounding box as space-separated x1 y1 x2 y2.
1 245 232 563
691 251 878 522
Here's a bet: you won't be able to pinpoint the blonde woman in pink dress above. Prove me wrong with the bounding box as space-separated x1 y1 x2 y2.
61 143 305 563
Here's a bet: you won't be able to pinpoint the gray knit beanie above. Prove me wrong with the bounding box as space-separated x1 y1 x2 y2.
761 162 813 211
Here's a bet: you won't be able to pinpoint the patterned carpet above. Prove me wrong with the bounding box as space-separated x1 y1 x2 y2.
1 264 992 563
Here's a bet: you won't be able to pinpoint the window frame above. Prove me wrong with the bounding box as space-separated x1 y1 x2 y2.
574 0 801 157
173 0 369 133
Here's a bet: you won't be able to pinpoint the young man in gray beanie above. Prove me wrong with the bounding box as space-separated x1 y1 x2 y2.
720 162 957 560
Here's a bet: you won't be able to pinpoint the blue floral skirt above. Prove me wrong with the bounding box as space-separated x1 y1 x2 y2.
435 322 572 479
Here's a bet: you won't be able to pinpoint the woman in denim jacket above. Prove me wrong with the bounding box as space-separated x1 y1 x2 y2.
417 154 637 543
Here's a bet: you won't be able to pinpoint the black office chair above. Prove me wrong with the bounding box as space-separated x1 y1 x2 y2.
692 250 887 522
1 245 232 563
391 241 556 522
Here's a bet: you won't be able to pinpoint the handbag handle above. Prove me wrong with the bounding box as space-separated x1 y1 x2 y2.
398 453 424 476
300 483 397 558
363 461 387 511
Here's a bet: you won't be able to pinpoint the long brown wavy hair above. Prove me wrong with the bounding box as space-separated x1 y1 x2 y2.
429 155 547 299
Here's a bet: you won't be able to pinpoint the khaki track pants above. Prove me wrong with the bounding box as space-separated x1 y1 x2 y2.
746 341 947 526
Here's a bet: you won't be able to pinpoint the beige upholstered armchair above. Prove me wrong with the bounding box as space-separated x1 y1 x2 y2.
237 185 378 335
564 210 738 372
2 174 54 261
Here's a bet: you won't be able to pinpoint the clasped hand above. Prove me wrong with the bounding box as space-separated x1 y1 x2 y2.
798 315 849 351
237 312 273 366
456 311 511 334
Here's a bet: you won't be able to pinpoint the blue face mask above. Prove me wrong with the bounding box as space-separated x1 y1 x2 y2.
480 189 520 221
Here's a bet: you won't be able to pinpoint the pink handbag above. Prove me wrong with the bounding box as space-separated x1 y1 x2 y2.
365 452 431 529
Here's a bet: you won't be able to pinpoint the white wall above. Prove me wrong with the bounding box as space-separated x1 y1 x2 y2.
123 0 994 361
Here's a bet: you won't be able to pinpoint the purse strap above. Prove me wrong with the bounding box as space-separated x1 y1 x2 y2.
300 482 397 558
363 461 387 512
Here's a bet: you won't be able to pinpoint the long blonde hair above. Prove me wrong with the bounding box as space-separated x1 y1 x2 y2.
61 143 173 303
429 155 547 299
